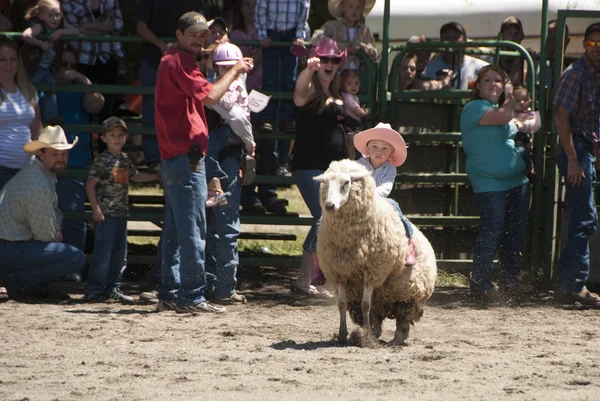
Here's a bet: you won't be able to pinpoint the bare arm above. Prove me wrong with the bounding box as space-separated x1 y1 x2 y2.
204 58 253 106
478 82 515 126
349 105 370 118
86 178 104 222
30 105 42 140
555 106 585 186
131 172 160 183
22 25 49 50
293 57 319 106
59 69 105 114
136 20 166 53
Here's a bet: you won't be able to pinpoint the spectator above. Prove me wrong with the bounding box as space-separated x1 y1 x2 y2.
135 1 205 175
460 65 530 301
407 35 431 78
62 0 125 120
498 16 525 85
0 126 85 302
85 117 160 304
55 49 104 252
538 19 574 89
0 39 42 190
255 0 310 133
291 37 356 298
340 69 369 158
423 21 488 90
393 52 453 90
553 22 600 306
21 0 79 124
204 17 231 81
154 12 251 313
321 0 377 70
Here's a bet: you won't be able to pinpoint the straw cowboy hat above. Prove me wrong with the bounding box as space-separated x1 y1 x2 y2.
354 122 407 167
328 0 376 19
309 37 347 69
23 125 78 153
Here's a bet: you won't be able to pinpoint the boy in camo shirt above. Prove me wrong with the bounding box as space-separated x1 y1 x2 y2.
85 117 160 303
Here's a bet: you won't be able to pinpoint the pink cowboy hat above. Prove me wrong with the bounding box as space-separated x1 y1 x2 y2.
353 122 408 167
309 38 347 68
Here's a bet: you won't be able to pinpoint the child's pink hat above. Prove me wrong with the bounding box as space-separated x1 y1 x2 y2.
328 0 376 19
353 122 408 167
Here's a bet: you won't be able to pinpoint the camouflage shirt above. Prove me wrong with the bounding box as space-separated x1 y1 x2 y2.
89 151 138 217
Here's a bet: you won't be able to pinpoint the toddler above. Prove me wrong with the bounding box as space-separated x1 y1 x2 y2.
206 42 256 207
340 69 370 159
512 85 540 179
85 117 160 304
21 0 78 124
321 0 377 70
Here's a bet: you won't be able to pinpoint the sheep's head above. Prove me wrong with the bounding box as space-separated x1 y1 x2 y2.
314 160 372 214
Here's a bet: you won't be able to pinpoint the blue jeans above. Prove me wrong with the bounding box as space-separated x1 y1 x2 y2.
241 135 278 207
141 60 161 164
387 198 414 239
206 149 242 299
0 165 19 190
206 125 240 181
471 183 530 293
556 138 598 292
159 152 208 307
56 177 87 252
0 240 85 296
86 216 127 296
261 28 297 124
31 66 58 122
293 169 324 253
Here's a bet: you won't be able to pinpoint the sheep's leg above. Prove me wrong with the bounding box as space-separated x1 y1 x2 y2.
391 317 411 346
371 313 383 338
337 284 348 344
361 284 374 336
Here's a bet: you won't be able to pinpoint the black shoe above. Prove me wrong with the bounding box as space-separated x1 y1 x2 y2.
243 201 267 214
147 162 161 175
260 121 273 132
265 199 287 214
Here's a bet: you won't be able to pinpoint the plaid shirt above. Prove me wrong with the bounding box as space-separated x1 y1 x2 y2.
254 0 310 40
553 56 600 144
321 19 377 70
62 0 125 65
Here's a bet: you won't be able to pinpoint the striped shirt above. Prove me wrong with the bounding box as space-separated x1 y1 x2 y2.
0 159 61 242
0 88 37 169
356 157 397 198
254 0 310 40
553 56 600 144
62 0 125 65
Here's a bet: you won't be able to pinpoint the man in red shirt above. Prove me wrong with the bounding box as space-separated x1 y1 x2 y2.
155 11 252 314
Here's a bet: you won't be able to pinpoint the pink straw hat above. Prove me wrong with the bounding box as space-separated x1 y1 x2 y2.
353 122 408 167
309 38 347 68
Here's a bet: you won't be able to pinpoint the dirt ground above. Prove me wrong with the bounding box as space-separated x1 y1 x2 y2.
1 265 599 401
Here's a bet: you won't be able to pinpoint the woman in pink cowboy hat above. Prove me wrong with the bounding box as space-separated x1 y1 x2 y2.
290 36 358 298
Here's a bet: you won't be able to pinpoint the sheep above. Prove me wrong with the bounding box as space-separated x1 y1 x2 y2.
314 159 437 346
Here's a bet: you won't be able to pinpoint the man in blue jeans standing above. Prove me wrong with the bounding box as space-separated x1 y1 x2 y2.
554 22 600 305
154 11 252 314
0 126 85 302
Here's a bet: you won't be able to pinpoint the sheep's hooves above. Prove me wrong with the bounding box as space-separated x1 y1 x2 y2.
388 338 409 347
349 328 380 348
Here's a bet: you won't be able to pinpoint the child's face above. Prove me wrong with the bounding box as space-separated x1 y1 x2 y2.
217 64 233 77
341 0 365 25
513 89 531 112
343 75 360 95
40 6 61 29
101 127 127 153
367 139 394 169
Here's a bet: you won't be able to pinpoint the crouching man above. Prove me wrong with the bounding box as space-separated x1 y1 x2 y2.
0 126 86 302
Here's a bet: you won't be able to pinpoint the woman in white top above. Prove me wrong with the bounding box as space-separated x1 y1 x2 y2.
0 39 42 190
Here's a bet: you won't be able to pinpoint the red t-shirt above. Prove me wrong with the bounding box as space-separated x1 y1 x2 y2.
155 47 213 160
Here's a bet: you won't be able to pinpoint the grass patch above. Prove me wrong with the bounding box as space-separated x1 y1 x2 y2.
436 270 469 287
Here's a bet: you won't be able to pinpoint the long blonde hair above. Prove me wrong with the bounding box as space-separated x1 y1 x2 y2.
0 40 38 106
311 70 343 115
25 0 61 21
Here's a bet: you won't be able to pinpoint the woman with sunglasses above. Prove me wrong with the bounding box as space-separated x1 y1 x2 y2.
290 37 358 298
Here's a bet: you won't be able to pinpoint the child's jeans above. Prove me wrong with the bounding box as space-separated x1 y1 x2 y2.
387 198 414 239
31 66 59 123
515 132 534 178
206 124 243 182
86 216 127 297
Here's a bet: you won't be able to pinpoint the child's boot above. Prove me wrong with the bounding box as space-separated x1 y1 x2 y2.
206 177 228 208
405 238 417 266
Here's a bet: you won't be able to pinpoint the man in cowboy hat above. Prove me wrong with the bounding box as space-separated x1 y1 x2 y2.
0 126 85 302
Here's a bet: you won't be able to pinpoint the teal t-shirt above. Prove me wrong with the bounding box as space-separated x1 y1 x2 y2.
460 99 528 193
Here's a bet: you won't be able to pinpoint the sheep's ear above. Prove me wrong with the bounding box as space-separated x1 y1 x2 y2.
348 170 369 181
313 173 330 182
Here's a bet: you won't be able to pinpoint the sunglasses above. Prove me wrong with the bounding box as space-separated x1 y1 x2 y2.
319 57 341 65
585 39 600 48
62 61 77 69
195 53 211 61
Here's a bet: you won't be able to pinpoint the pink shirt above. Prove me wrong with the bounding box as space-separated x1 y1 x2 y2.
342 91 361 121
513 108 541 133
230 28 262 91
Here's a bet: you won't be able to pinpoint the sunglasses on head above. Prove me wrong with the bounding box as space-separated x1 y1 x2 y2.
585 39 600 48
319 56 341 65
62 61 77 69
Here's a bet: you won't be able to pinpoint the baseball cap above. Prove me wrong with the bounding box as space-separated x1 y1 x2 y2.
500 16 523 33
103 116 128 134
584 22 600 39
440 21 467 40
208 17 228 34
177 12 209 33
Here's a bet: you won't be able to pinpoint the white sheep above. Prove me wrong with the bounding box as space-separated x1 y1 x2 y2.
314 159 437 346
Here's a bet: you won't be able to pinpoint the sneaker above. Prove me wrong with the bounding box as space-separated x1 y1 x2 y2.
555 287 600 305
176 301 227 314
147 162 161 175
276 165 292 177
260 121 273 132
405 238 417 266
156 299 177 312
265 199 287 214
139 290 159 304
240 155 256 186
108 290 135 304
243 201 267 214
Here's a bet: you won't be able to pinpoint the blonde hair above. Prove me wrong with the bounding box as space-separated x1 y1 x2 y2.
25 0 61 21
0 40 38 107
